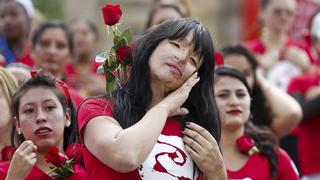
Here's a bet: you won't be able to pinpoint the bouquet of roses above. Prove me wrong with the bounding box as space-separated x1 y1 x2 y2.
96 4 133 93
45 144 83 179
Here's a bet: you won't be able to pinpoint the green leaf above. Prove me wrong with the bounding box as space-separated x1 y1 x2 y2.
122 28 133 43
95 52 109 63
112 38 127 52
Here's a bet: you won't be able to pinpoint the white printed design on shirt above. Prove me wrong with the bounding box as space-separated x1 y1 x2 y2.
139 134 199 180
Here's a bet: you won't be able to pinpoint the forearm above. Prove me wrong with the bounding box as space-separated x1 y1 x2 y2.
112 105 169 162
260 82 302 136
90 105 170 172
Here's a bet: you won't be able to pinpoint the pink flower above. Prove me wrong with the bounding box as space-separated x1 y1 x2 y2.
101 4 122 26
45 147 67 167
236 134 259 155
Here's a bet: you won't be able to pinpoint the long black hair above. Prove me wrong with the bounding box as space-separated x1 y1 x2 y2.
12 75 79 150
111 18 221 141
215 66 279 179
221 44 274 127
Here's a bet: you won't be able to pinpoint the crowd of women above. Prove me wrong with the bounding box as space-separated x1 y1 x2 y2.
0 0 319 179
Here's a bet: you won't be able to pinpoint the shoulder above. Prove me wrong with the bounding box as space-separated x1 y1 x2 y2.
77 96 115 140
78 96 114 118
244 38 265 54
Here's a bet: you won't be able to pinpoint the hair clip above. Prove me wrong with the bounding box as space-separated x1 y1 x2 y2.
56 79 70 106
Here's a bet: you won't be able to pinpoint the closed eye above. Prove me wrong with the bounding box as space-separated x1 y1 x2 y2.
170 41 180 48
191 57 197 66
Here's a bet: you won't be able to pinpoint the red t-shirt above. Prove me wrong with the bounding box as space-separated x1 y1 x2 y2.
288 73 320 175
0 161 87 180
227 149 299 180
78 97 200 180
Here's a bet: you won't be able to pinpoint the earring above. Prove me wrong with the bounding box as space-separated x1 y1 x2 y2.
17 128 22 135
65 120 71 127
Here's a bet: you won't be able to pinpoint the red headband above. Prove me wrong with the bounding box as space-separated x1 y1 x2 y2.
30 70 70 106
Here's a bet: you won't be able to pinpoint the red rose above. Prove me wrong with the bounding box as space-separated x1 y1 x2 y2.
214 51 224 66
45 147 67 167
1 146 15 161
116 45 132 64
101 4 122 26
236 134 259 155
66 143 83 163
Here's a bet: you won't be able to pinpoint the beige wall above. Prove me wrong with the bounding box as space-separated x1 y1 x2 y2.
64 0 241 53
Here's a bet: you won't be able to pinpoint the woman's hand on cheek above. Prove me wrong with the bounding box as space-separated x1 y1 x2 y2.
6 141 37 180
183 122 227 180
157 72 199 117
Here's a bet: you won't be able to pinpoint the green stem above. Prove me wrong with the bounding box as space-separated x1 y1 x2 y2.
47 167 56 175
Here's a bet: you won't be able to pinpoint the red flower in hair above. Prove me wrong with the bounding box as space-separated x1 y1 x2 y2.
66 143 84 163
214 51 224 66
236 134 259 156
1 146 15 161
102 4 122 26
45 147 67 167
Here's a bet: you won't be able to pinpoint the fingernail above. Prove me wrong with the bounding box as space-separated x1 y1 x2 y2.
186 122 191 126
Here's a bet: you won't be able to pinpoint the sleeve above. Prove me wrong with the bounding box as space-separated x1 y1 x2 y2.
0 161 10 180
276 148 300 180
77 97 114 141
287 76 304 94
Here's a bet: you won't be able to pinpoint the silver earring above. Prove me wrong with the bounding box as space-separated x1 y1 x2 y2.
65 120 71 127
17 128 22 135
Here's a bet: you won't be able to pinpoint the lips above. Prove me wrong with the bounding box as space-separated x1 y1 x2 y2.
226 109 242 115
35 127 52 137
167 63 183 76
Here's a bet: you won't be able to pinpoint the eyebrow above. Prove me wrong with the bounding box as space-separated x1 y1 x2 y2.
22 99 56 106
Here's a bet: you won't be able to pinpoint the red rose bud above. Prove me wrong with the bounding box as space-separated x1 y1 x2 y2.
214 51 224 66
1 146 15 161
45 147 67 167
102 4 122 26
66 143 84 163
116 45 132 64
236 134 259 155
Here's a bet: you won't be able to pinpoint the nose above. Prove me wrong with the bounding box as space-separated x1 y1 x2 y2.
175 49 190 64
228 94 240 106
36 109 47 124
47 44 58 55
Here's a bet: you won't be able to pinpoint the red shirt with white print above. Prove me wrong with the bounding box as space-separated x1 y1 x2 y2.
77 97 200 180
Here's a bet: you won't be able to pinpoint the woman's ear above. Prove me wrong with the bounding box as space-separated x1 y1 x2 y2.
13 116 21 135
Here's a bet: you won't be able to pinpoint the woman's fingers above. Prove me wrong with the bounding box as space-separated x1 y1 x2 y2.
169 107 189 117
185 122 216 143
